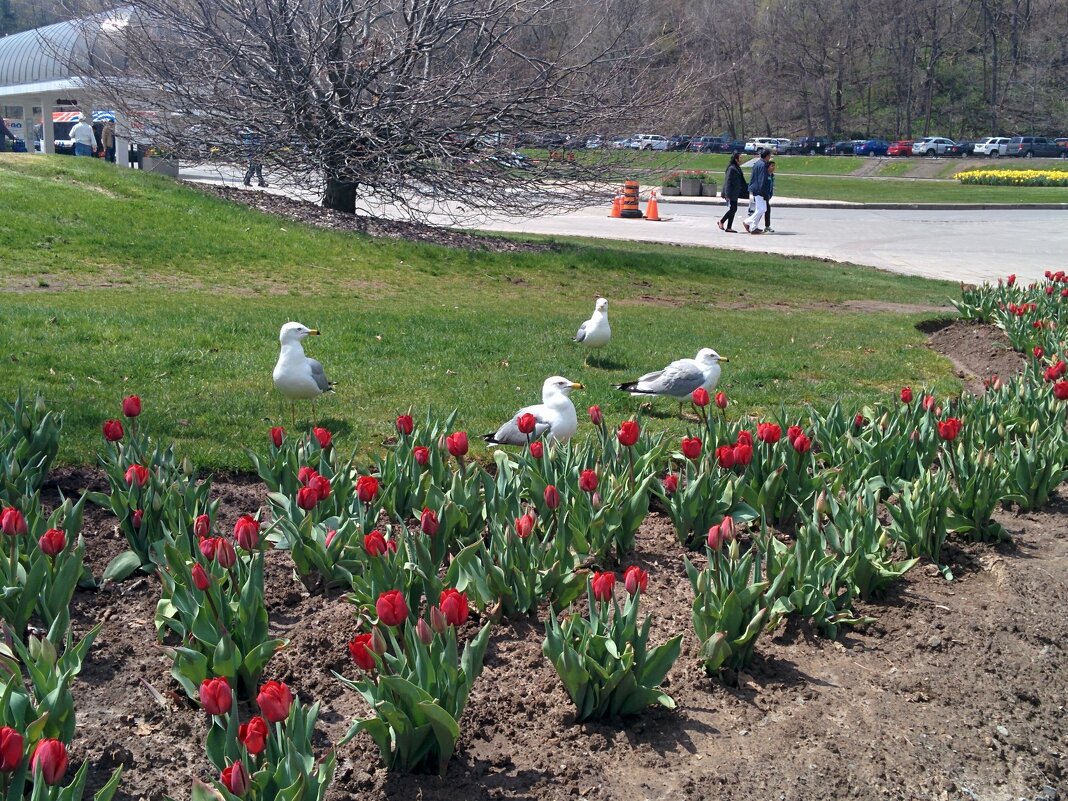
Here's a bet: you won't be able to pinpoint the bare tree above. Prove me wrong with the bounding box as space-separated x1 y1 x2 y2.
82 0 678 216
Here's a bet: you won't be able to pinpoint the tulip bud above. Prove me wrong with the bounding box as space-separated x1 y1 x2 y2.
234 515 260 550
38 528 66 557
878 532 889 550
396 414 414 436
445 431 469 457
355 475 380 504
1 508 27 537
0 726 24 773
591 491 602 510
517 413 537 434
30 739 68 786
20 413 30 431
416 618 434 644
714 391 728 410
238 716 268 756
413 446 430 466
815 490 829 518
220 762 250 797
297 486 319 510
101 418 124 441
661 474 678 494
193 513 210 539
256 680 293 723
270 426 284 448
199 677 232 715
529 441 544 459
214 537 236 568
430 605 448 634
151 492 163 512
191 563 211 591
691 388 710 407
1030 419 1040 434
122 395 142 418
420 507 440 536
370 626 388 655
728 539 740 560
855 494 866 517
35 395 47 415
132 508 144 529
182 456 194 477
879 412 889 429
515 512 535 539
588 405 603 425
543 485 560 510
313 427 332 449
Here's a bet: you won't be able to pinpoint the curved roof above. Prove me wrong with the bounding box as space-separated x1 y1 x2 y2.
0 9 132 88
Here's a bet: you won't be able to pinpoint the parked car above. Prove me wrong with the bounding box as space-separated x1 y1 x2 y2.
955 139 979 156
666 134 691 151
688 135 727 153
744 136 781 153
786 136 831 155
886 140 915 157
973 137 1011 158
629 134 669 151
585 135 604 149
912 137 960 156
1007 136 1061 158
722 139 746 153
610 136 632 149
854 138 890 156
829 139 863 155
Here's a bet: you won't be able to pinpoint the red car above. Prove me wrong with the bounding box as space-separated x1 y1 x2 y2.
887 140 914 157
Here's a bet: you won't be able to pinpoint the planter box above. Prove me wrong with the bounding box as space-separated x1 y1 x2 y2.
143 156 179 177
661 186 681 196
679 177 702 196
701 181 719 197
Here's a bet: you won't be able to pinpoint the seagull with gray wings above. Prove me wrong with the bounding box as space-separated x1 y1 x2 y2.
615 348 728 413
273 322 335 424
573 298 611 366
484 376 584 446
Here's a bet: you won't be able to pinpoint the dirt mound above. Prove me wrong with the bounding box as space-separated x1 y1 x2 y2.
925 319 1025 394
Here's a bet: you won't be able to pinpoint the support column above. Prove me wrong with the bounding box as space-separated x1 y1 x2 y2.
40 97 55 155
115 111 130 167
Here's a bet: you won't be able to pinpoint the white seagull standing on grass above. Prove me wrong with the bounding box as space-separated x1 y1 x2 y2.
615 348 728 413
484 376 585 446
273 322 335 424
574 298 611 366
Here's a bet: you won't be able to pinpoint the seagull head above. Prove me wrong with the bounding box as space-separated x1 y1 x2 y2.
696 348 728 365
543 375 584 402
594 298 609 314
279 322 320 344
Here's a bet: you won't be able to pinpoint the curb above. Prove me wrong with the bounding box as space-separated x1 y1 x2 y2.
658 197 1068 211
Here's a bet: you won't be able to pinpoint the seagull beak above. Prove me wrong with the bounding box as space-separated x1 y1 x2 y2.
571 382 585 390
308 329 321 336
718 356 729 362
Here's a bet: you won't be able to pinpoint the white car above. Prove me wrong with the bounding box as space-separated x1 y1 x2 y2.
744 137 781 153
628 134 669 151
973 137 1010 158
912 136 959 156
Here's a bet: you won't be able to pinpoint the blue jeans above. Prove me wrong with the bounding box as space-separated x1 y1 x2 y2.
74 143 94 156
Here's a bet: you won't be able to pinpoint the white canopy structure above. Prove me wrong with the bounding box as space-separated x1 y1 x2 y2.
0 9 133 164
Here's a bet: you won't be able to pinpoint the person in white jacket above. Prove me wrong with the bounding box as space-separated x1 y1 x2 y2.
70 115 97 157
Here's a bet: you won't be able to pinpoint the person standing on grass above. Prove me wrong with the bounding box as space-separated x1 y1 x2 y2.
763 159 776 233
718 151 748 233
102 121 116 163
70 114 97 157
742 149 771 234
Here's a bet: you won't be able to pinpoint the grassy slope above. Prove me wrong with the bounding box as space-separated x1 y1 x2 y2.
0 155 961 468
775 174 1068 202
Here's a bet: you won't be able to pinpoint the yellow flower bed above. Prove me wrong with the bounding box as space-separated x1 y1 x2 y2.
956 168 1068 187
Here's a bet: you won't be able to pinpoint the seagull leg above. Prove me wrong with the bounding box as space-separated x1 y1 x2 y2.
312 398 318 426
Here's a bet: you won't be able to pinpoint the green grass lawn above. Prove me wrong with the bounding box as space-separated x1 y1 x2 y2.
522 149 864 176
877 161 913 178
1 154 962 469
776 174 1068 202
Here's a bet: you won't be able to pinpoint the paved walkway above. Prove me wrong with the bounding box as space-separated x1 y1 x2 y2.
180 163 1063 286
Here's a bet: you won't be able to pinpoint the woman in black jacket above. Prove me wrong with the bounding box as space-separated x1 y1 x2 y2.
718 151 748 232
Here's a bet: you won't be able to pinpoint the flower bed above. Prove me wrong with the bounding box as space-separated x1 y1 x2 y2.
956 168 1068 186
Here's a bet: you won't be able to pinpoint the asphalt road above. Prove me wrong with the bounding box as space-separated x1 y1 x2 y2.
180 163 1063 285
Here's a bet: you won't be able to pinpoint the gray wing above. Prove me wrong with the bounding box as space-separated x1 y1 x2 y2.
308 358 333 392
636 359 705 397
488 406 553 445
574 320 589 343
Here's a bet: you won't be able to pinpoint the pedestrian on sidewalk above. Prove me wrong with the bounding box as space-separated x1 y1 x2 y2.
102 121 116 163
718 151 748 233
743 149 771 234
763 160 776 232
70 113 98 157
242 127 268 187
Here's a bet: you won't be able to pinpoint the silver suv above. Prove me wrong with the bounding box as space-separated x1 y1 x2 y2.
911 137 958 156
973 137 1010 158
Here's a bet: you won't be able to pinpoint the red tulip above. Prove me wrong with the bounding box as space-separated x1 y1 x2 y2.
102 419 124 442
429 606 448 634
1007 273 1016 285
517 413 537 435
1 508 27 537
791 433 812 453
199 536 217 561
714 391 728 410
715 445 735 470
191 563 211 591
234 515 260 550
313 427 332 448
588 405 603 425
193 514 211 539
363 530 387 557
681 436 702 460
922 395 936 412
446 431 469 457
257 680 293 723
220 762 250 797
439 588 469 627
515 512 536 539
132 508 143 529
543 485 561 510
623 565 648 596
756 422 781 443
415 618 434 644
1054 381 1068 400
396 415 414 436
199 677 232 715
325 529 338 548
591 571 615 602
579 469 598 493
853 414 867 428
617 420 640 447
296 486 319 510
900 386 913 404
706 522 727 550
121 395 142 418
691 388 710 407
529 441 544 458
238 716 268 756
413 446 430 466
348 633 376 671
38 528 66 557
937 417 963 440
355 475 379 504
1034 346 1045 359
733 442 753 466
309 474 331 502
0 726 23 773
214 537 237 568
125 464 150 488
661 474 678 495
420 507 440 536
376 590 408 627
786 425 802 442
270 426 285 447
298 466 317 485
736 430 752 447
30 739 68 786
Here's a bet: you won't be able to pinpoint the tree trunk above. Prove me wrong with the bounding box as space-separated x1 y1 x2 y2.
323 177 357 214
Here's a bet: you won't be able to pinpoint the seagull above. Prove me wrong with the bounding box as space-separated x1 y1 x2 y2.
574 298 611 366
273 322 335 424
483 376 585 446
615 348 728 413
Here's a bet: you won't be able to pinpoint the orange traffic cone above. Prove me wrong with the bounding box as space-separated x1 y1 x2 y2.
610 193 622 218
644 190 661 221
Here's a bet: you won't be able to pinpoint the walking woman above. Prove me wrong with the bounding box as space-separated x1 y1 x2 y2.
718 152 748 232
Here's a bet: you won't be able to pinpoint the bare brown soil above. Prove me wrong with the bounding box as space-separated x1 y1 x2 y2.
47 322 1064 801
